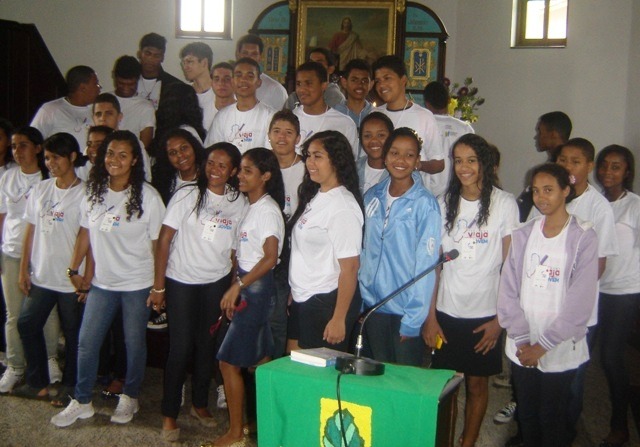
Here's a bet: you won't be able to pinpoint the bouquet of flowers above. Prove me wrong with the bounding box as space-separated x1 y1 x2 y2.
443 77 485 123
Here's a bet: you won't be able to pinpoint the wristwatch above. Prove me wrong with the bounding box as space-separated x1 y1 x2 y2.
66 268 79 278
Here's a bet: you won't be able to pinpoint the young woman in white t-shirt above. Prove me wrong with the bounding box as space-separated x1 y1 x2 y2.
207 148 284 447
15 133 87 403
0 126 59 394
498 163 598 447
288 130 364 352
151 128 206 205
595 145 640 447
156 142 247 442
51 130 165 428
267 110 304 359
424 133 518 447
0 118 14 372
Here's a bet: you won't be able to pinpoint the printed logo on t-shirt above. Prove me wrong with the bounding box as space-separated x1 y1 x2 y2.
228 124 253 147
453 218 488 244
239 230 249 242
527 253 561 288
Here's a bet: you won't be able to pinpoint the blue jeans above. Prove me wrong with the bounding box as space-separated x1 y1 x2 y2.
75 285 151 404
18 284 84 388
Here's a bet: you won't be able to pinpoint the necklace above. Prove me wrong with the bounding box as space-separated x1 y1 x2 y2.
139 78 159 100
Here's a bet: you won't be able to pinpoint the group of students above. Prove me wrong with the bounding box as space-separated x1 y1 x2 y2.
0 31 636 447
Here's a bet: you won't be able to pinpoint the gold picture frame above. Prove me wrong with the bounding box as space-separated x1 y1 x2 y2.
295 0 398 71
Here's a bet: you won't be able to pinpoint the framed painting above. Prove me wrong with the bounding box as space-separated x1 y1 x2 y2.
295 0 398 71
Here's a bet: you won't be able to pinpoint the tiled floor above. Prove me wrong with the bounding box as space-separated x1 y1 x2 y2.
0 344 638 446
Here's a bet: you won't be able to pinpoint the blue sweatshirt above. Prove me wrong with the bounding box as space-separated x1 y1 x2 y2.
358 171 441 337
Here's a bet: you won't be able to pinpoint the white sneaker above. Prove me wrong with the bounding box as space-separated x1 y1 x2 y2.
0 367 24 393
48 357 63 384
51 399 95 427
493 400 517 424
217 384 227 409
111 394 139 424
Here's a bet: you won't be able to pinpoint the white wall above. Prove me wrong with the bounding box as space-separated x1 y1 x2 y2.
453 0 634 193
0 0 275 83
626 1 640 163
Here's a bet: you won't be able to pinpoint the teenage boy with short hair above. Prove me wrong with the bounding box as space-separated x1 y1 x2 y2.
334 58 373 129
111 56 156 150
31 65 102 148
211 62 236 113
205 58 275 151
137 32 184 110
372 55 444 190
236 34 287 111
92 93 152 180
284 47 345 110
293 62 359 159
180 42 216 131
423 80 474 197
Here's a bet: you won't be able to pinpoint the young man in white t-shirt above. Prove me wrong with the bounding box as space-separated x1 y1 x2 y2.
180 42 216 132
92 94 152 181
372 55 444 192
211 62 237 114
292 62 359 159
205 58 275 151
111 56 156 150
285 47 345 110
235 34 287 111
31 65 102 149
423 81 474 198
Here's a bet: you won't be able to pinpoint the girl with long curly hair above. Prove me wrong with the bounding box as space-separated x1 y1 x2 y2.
51 130 165 428
424 133 519 447
155 142 247 442
287 130 363 353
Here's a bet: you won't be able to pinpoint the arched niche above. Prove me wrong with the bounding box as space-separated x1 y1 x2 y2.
249 1 448 95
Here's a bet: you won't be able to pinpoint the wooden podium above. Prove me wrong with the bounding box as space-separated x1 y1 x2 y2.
256 357 461 446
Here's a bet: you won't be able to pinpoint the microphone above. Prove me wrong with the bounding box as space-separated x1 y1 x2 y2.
336 249 459 376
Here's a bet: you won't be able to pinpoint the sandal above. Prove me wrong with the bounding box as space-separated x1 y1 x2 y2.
10 384 49 401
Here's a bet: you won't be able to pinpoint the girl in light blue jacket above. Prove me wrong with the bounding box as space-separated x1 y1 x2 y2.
358 127 441 366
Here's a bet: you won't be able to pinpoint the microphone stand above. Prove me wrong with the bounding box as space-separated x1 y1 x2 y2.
335 250 459 376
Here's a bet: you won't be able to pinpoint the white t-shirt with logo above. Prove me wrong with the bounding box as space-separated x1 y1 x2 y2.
289 186 364 302
163 185 248 284
363 163 386 194
374 103 445 193
80 183 165 291
293 106 360 160
281 160 305 219
505 217 590 372
205 102 275 151
432 115 474 198
114 94 156 144
529 184 618 325
237 194 284 272
30 97 93 149
599 191 640 295
0 167 44 258
24 178 85 292
437 187 519 318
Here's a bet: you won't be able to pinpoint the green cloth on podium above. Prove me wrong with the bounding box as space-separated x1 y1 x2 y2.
257 357 455 447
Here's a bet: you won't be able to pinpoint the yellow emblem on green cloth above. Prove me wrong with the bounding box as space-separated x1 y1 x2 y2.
320 398 372 446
